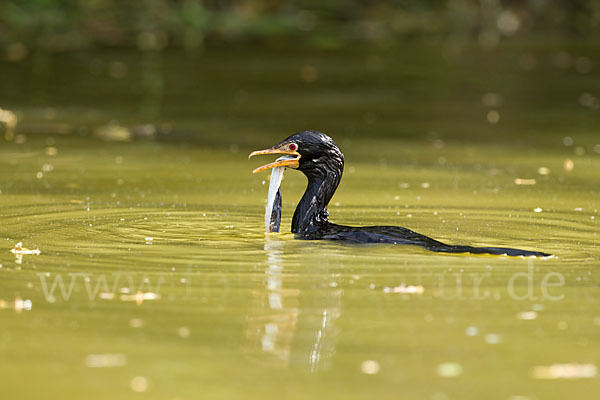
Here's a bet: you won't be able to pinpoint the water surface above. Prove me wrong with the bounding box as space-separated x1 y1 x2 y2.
1 41 599 399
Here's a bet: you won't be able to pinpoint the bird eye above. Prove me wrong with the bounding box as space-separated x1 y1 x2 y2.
288 143 298 151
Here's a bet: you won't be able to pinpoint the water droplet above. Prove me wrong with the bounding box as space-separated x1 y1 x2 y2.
517 311 538 320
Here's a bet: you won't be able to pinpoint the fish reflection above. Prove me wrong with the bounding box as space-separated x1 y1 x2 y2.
243 238 342 371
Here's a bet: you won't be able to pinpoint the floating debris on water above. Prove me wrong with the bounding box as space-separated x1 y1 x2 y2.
130 376 149 392
0 297 32 312
13 297 32 313
514 178 536 185
10 242 41 255
0 107 18 140
85 353 127 368
532 363 597 379
383 284 425 294
517 311 538 320
537 167 550 175
360 360 380 375
533 208 543 213
145 236 153 244
95 122 132 142
564 159 574 172
99 292 115 300
0 108 18 127
129 318 144 328
436 362 463 378
465 326 479 336
178 326 191 338
45 146 58 156
10 242 41 264
120 291 160 305
485 333 502 344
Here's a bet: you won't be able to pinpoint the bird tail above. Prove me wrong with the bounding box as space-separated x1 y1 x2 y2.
428 244 551 258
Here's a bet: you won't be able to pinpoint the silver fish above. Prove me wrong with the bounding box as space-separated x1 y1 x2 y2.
264 156 293 232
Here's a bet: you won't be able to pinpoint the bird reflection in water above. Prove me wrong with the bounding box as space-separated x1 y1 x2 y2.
243 238 342 372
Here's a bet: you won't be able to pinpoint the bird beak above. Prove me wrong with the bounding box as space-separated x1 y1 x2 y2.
248 147 301 173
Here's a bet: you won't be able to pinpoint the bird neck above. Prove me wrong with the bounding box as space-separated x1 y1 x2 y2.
292 167 342 236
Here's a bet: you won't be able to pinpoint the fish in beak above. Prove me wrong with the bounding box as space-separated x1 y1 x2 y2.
249 144 300 233
265 164 284 233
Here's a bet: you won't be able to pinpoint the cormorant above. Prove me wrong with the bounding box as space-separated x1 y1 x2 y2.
249 130 550 257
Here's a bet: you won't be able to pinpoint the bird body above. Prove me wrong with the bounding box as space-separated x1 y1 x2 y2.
250 130 550 257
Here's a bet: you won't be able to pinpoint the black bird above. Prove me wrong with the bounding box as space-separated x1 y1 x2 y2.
249 130 550 257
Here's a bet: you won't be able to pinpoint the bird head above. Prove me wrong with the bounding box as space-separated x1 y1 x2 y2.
249 130 344 177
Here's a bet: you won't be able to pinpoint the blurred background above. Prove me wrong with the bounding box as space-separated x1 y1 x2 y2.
1 0 598 149
2 0 599 51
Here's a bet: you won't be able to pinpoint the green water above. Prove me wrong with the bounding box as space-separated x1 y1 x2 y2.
1 40 599 399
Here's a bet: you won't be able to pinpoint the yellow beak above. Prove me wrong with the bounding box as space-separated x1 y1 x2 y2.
248 147 301 173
